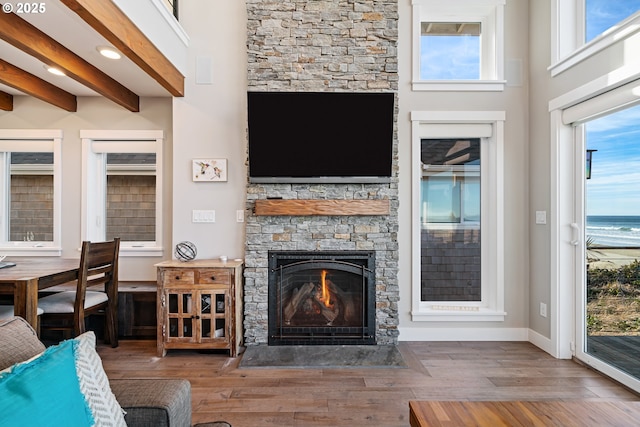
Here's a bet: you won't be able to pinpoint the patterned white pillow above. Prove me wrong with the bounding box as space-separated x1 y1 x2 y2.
73 332 127 427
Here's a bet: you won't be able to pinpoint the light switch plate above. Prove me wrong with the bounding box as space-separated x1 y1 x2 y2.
535 211 547 225
192 210 215 223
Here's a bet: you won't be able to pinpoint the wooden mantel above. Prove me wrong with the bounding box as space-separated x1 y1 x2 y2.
254 199 390 216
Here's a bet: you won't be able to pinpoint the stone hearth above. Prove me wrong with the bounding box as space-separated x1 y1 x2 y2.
239 345 407 368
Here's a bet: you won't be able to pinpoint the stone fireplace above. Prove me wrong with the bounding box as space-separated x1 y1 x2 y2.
244 0 399 346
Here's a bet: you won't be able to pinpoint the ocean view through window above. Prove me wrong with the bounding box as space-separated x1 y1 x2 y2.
586 216 640 247
584 102 640 383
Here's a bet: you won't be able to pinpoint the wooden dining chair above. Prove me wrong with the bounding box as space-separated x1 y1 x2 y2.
38 238 120 347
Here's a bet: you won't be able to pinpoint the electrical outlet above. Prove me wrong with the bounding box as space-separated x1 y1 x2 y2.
540 302 547 318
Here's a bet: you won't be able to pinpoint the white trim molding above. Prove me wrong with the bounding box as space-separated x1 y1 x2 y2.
550 0 640 76
0 129 63 256
399 327 528 341
80 130 164 257
412 0 506 91
411 111 506 322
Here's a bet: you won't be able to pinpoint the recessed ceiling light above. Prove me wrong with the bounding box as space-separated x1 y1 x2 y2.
97 46 121 60
44 66 65 76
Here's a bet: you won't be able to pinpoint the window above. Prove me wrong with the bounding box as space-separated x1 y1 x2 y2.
550 0 640 75
0 130 62 256
421 139 481 224
412 0 505 91
81 130 163 256
411 112 505 321
420 139 481 303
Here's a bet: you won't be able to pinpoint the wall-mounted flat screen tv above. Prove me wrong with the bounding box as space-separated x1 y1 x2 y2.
247 91 394 183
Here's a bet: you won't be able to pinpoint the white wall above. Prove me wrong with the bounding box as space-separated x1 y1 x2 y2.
0 96 172 280
171 1 248 262
528 0 553 339
0 1 248 281
0 1 248 280
396 0 531 340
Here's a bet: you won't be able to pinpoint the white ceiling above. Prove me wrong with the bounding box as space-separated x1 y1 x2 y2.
0 0 171 98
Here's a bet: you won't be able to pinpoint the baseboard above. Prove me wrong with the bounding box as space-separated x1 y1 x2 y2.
397 327 566 359
527 328 560 358
398 327 529 342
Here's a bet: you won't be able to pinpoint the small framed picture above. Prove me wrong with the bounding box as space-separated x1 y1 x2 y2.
192 158 227 182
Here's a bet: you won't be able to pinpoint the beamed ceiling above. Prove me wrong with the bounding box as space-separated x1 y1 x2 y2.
0 0 185 112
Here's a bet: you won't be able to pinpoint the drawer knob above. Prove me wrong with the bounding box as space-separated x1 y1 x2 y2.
175 276 180 280
210 276 216 281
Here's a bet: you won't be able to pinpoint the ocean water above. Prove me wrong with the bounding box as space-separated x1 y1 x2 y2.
586 215 640 247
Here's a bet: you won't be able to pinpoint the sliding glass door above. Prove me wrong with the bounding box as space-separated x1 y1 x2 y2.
578 104 640 380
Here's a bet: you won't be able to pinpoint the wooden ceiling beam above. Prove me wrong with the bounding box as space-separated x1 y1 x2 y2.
0 59 77 112
0 11 139 112
0 90 13 111
61 0 185 97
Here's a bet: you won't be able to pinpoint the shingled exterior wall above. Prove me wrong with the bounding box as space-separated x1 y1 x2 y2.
244 0 399 345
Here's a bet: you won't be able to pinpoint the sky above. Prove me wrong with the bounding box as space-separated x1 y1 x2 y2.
586 0 640 41
584 2 640 216
586 105 640 216
420 35 479 80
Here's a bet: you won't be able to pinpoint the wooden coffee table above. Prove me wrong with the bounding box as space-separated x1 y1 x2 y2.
409 400 640 426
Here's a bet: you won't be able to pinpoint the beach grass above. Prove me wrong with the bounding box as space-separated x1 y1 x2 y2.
587 258 640 335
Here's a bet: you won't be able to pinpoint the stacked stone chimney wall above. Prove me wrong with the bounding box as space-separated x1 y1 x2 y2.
244 0 399 345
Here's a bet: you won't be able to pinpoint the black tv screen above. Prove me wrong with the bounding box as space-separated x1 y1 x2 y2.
247 91 394 183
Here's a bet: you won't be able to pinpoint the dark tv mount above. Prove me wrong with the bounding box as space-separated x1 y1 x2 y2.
249 176 392 184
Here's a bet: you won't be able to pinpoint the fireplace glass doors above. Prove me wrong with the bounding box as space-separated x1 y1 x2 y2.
268 251 376 345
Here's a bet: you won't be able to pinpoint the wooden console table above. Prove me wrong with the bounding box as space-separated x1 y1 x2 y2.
409 400 640 427
156 259 243 357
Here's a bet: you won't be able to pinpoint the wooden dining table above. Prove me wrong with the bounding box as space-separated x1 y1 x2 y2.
0 257 81 329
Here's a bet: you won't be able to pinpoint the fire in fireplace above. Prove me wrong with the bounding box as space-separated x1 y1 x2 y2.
268 251 376 345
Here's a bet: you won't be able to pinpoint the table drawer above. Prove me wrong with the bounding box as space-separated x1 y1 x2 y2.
197 269 231 285
161 269 195 285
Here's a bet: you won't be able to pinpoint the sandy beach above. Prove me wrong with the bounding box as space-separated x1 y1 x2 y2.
587 247 640 269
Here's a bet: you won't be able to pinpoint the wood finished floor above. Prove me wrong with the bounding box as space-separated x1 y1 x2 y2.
97 340 640 427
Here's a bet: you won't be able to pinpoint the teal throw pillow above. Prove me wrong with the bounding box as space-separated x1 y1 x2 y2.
0 339 94 427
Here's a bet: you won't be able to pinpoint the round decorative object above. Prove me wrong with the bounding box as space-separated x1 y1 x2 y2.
174 241 197 261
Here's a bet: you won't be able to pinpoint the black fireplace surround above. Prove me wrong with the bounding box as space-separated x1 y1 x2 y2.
268 250 376 345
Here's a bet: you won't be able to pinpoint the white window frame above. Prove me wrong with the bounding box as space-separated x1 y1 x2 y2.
550 0 640 76
411 111 505 321
549 72 640 364
80 130 163 257
0 129 62 256
412 0 506 92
